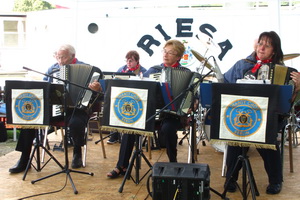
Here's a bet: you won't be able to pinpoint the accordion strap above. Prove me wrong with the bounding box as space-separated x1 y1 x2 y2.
243 58 256 65
152 65 163 70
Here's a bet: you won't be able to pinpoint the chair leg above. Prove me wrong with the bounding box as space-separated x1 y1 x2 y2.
54 126 57 135
83 127 89 167
288 125 294 173
222 144 228 177
87 119 107 159
147 136 152 159
97 120 107 158
83 141 87 167
41 127 49 163
59 127 64 143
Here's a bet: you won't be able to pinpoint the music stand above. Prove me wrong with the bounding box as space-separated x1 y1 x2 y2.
22 67 96 194
22 127 65 180
4 80 66 180
207 83 293 200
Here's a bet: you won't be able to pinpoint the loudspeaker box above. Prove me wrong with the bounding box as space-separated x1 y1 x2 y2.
152 162 210 200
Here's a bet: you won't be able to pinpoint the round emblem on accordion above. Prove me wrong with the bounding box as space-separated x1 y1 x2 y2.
113 91 143 124
15 92 41 121
224 99 262 137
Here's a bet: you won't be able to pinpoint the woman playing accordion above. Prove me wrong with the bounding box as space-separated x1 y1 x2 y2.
223 31 300 195
107 39 191 178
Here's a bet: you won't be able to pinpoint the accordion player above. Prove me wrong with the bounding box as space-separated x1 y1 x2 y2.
222 30 300 195
148 65 202 117
50 64 103 117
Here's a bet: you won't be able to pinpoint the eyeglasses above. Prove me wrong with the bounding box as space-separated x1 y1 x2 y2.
161 49 177 56
257 42 272 49
56 55 69 60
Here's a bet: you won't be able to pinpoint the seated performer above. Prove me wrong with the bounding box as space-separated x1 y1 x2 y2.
107 39 189 178
107 50 147 144
9 44 102 173
223 31 300 195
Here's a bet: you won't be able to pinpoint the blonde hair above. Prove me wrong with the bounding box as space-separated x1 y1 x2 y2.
164 39 185 58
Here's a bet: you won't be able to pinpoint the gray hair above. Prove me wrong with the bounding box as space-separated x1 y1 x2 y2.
58 44 76 56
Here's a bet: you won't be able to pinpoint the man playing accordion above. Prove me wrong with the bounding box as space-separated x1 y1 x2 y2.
9 44 102 173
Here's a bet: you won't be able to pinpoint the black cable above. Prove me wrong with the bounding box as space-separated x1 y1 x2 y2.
17 173 68 200
146 173 153 198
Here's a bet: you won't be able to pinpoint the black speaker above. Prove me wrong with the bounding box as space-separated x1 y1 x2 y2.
152 162 210 200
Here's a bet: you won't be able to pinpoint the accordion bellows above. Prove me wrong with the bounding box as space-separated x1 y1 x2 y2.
59 64 102 108
151 67 201 116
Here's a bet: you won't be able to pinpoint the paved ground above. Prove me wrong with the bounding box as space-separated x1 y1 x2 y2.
1 132 300 200
0 139 16 157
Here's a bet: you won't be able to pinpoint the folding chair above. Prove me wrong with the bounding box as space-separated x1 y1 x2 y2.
88 101 107 159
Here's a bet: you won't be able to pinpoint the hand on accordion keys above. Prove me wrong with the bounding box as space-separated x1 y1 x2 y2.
290 71 300 102
290 71 300 93
88 80 102 93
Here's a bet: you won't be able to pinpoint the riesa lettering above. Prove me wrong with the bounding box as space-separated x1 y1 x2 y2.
137 18 233 61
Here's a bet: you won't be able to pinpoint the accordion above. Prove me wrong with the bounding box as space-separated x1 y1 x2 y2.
258 63 297 85
55 64 103 109
151 67 202 116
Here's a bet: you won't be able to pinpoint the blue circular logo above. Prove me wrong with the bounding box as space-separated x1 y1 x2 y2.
15 92 41 121
113 91 143 124
225 99 262 137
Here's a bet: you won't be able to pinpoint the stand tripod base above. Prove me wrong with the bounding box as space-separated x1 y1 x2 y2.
31 167 94 194
23 131 65 181
118 135 152 193
95 134 110 144
24 128 94 194
210 187 229 200
222 149 259 200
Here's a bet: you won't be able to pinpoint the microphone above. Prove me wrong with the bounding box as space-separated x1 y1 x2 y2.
23 66 31 71
212 56 224 83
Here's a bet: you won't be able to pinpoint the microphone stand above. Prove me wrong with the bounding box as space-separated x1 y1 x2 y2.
147 69 225 199
23 66 96 194
212 56 224 83
147 69 213 163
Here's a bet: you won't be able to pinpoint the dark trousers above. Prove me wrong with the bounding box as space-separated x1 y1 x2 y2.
116 117 180 168
159 117 180 162
117 133 135 168
225 117 286 185
15 109 89 156
67 109 89 146
225 144 283 184
15 129 36 160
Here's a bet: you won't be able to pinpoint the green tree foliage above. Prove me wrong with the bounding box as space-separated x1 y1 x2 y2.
13 0 54 12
